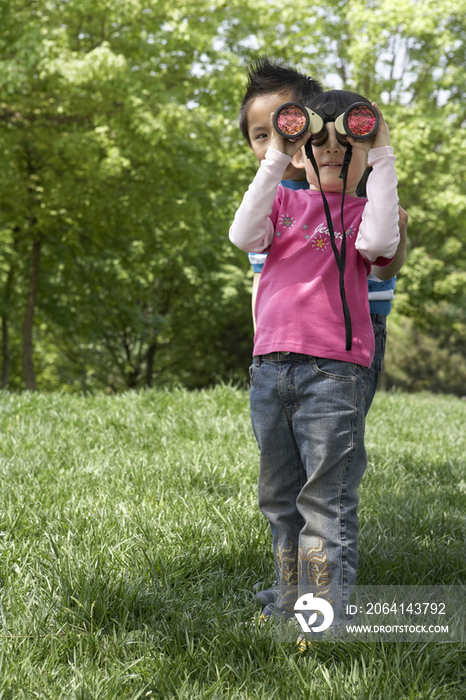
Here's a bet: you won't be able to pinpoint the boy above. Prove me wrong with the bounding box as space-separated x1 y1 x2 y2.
239 57 408 613
239 57 323 186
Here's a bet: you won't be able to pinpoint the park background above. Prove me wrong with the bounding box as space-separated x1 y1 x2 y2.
2 3 466 698
1 0 466 395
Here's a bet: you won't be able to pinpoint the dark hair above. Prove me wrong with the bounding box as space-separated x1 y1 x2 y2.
306 90 373 197
239 56 323 144
306 89 371 112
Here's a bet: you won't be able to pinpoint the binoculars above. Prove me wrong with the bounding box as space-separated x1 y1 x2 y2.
273 101 379 144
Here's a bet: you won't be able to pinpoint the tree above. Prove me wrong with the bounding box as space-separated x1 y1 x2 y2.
1 0 465 393
0 0 263 390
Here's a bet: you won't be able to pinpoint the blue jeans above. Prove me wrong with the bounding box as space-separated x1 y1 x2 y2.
249 352 367 621
364 314 387 413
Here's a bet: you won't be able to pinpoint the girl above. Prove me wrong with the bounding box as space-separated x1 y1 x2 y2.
229 90 399 626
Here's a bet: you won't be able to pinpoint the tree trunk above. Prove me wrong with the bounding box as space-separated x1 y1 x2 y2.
22 236 42 391
1 273 13 390
145 342 156 388
1 314 10 389
1 246 18 389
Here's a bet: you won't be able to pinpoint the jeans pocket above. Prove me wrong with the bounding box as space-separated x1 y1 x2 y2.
312 357 358 382
249 360 258 387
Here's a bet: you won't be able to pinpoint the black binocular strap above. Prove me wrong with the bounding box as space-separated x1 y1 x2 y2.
305 142 353 352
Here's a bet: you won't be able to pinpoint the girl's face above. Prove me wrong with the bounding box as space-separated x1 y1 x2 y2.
302 122 368 196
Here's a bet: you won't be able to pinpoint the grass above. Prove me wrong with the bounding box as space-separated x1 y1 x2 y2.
0 386 466 699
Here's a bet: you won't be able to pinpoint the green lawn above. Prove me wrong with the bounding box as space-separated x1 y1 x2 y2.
1 387 466 699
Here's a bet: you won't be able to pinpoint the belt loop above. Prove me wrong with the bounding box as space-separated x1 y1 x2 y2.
255 356 261 367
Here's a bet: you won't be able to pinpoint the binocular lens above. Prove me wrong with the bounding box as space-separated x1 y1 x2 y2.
274 100 379 143
345 104 378 139
275 105 307 137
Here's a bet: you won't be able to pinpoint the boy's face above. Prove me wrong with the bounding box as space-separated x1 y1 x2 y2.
247 93 306 181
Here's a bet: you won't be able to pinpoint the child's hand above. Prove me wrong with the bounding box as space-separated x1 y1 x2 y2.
269 113 311 158
347 103 390 153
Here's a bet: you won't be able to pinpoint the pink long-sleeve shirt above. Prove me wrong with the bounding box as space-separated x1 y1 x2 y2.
229 146 399 367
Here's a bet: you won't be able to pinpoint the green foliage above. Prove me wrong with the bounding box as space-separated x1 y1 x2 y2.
0 0 465 391
0 0 262 390
384 310 466 395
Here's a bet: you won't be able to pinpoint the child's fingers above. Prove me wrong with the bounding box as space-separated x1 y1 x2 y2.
371 102 384 120
371 102 390 147
285 131 311 157
269 111 285 153
301 132 311 146
347 102 390 150
346 135 371 152
294 132 311 150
